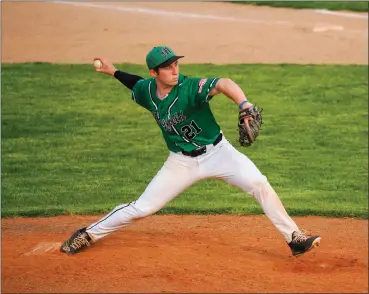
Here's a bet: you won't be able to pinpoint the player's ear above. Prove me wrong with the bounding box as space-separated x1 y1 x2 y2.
149 68 158 78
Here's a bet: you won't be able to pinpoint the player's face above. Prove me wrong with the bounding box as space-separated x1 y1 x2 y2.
152 61 180 86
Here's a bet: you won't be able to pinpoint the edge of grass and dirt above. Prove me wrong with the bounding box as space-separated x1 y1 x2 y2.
2 206 368 219
230 1 369 12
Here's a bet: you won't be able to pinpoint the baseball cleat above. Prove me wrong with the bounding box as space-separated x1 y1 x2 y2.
60 227 92 255
288 230 321 257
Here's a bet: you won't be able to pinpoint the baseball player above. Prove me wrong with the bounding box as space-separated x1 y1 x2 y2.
60 46 321 257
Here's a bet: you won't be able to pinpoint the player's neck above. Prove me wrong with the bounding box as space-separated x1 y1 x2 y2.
155 82 174 100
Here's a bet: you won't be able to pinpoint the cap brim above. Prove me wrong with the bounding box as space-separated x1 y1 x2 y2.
157 56 184 68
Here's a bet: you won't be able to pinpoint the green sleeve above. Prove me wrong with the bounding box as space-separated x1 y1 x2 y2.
131 79 157 112
188 77 220 106
131 79 147 108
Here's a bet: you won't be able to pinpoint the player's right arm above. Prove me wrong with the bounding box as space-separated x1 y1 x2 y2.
93 57 151 110
93 57 143 90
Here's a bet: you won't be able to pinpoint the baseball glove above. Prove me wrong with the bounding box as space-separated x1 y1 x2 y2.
238 105 263 147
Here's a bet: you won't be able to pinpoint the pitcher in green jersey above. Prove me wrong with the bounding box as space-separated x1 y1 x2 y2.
60 46 321 258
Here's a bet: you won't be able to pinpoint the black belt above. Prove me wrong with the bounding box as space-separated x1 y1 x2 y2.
181 133 223 157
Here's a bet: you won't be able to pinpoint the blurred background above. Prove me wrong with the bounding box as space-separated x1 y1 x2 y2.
2 1 368 65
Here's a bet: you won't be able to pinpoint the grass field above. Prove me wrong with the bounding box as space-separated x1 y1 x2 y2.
232 1 369 12
1 63 368 218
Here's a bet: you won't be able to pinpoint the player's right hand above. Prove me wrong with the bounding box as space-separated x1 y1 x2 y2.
93 57 117 76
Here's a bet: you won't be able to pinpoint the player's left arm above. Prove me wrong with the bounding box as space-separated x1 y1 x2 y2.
210 78 262 142
209 78 253 110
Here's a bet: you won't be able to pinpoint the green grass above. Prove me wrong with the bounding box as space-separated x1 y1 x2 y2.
1 63 368 218
231 1 369 12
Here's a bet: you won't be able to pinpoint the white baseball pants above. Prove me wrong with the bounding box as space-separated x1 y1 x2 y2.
86 134 299 243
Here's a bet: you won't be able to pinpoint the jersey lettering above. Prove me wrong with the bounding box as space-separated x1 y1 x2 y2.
157 111 187 132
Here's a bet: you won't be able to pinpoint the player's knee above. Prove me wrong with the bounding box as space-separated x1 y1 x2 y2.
248 175 268 187
134 202 160 218
246 175 269 195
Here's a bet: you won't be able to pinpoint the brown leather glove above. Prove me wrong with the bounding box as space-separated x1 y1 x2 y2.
238 105 263 147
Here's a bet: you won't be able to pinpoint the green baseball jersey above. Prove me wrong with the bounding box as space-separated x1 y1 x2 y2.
132 74 221 152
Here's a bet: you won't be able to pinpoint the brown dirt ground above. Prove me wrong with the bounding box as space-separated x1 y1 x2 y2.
1 2 368 293
2 215 368 293
2 2 368 64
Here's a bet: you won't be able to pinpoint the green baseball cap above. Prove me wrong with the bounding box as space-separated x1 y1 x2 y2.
146 46 184 69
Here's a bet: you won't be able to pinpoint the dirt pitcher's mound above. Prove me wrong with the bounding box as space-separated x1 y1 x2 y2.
2 215 368 293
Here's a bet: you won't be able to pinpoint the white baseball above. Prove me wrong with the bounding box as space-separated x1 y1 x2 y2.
93 59 102 69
